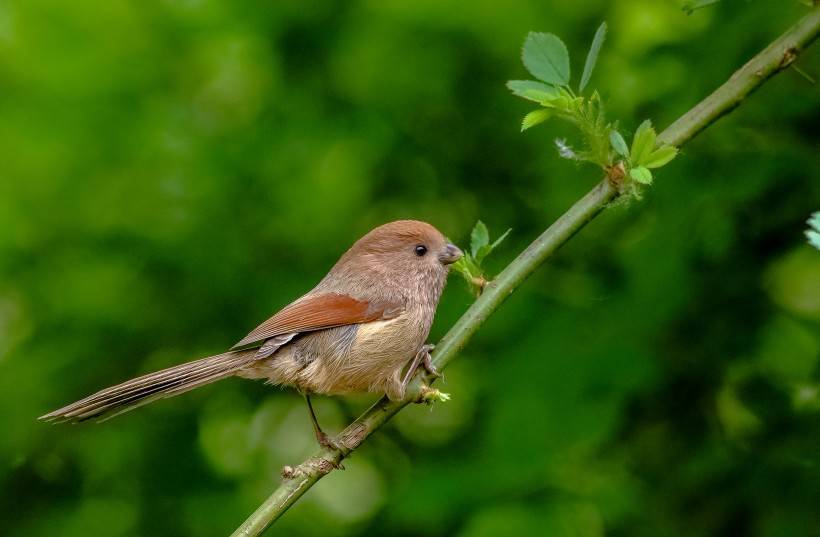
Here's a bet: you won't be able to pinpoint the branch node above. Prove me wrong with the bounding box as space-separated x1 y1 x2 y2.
315 458 339 474
280 465 302 480
780 47 799 69
606 161 626 189
281 457 339 480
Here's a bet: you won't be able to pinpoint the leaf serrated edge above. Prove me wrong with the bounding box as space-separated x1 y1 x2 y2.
521 109 552 131
522 32 571 87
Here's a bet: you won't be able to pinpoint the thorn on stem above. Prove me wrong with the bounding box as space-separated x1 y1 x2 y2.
780 47 798 69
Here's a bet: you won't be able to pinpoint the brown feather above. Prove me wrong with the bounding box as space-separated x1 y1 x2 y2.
39 350 256 423
231 292 404 350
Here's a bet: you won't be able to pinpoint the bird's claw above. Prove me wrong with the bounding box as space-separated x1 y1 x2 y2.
420 346 440 378
401 343 440 388
316 431 341 451
315 432 346 469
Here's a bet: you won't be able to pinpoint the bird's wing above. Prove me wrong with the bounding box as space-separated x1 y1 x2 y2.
230 292 405 351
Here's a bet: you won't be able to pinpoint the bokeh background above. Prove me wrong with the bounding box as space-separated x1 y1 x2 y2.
2 1 819 535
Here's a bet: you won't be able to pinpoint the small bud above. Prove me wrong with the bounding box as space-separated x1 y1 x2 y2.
418 386 451 404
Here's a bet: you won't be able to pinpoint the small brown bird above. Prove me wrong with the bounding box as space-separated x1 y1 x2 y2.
40 220 463 447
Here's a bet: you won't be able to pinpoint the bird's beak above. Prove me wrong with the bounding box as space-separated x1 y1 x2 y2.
439 243 463 265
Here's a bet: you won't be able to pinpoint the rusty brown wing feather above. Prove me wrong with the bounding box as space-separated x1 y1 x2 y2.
231 292 405 351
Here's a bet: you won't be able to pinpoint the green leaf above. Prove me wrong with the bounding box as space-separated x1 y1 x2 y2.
470 221 489 258
506 80 561 103
609 129 629 158
522 32 570 87
452 253 486 297
807 212 820 250
807 230 820 250
579 22 607 93
451 257 467 278
808 212 820 230
475 228 512 264
452 255 480 280
644 145 678 168
452 256 470 276
490 228 512 251
521 109 552 131
475 245 492 264
451 256 468 275
630 120 657 165
630 166 653 185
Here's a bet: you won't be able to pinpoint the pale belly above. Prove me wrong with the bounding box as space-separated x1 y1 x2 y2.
239 314 427 401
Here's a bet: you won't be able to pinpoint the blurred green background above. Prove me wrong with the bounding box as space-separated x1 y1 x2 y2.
2 0 819 535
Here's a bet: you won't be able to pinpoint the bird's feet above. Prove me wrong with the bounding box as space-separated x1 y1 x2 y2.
314 431 345 469
315 430 341 451
401 343 440 389
418 344 440 378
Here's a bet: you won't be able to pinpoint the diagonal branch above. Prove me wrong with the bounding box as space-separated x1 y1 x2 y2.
231 8 820 537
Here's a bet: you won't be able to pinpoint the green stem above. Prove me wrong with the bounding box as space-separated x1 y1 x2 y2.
659 6 820 147
230 8 820 537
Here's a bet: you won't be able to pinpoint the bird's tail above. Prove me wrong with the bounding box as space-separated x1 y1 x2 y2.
39 350 257 423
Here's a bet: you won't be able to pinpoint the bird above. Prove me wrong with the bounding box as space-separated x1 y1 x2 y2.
39 220 463 448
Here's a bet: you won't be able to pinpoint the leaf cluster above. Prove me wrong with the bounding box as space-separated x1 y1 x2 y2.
507 22 679 196
452 221 511 296
609 119 678 194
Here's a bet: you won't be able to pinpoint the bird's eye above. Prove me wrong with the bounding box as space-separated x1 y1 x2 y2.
414 245 427 257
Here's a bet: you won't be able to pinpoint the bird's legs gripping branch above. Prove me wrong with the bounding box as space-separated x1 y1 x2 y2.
401 343 440 389
305 343 443 454
303 393 341 451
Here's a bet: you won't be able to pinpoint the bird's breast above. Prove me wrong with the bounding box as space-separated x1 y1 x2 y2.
348 312 423 367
